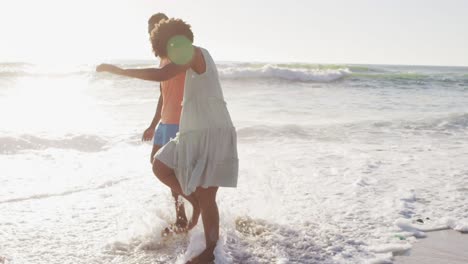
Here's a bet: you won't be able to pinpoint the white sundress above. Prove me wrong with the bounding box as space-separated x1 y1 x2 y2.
155 48 239 196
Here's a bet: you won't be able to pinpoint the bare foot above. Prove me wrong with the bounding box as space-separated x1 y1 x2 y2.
185 247 215 264
161 224 188 237
161 196 200 237
175 215 188 229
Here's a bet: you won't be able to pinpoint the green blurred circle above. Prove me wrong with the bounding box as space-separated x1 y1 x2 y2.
167 35 194 65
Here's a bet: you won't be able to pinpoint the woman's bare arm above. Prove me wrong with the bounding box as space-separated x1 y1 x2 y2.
96 62 190 82
96 47 205 82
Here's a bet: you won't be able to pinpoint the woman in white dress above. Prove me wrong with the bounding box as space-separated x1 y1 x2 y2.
97 18 238 263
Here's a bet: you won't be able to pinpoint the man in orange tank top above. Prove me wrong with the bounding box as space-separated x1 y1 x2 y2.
141 13 188 230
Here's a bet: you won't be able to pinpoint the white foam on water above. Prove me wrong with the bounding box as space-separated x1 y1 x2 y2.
218 64 351 82
0 134 109 154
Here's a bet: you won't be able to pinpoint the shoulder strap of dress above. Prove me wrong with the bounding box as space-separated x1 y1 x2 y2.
200 48 213 73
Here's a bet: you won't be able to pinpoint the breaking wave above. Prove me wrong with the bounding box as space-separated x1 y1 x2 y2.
0 134 109 154
218 64 351 82
1 62 467 84
370 113 468 132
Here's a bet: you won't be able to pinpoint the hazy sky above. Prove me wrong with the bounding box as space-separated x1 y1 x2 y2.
0 0 467 66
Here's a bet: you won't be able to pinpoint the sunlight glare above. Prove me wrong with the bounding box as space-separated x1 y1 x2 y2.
0 75 102 135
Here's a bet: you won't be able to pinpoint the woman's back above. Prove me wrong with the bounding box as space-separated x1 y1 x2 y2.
179 48 233 133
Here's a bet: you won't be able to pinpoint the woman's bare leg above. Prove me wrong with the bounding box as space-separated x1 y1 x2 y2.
187 187 219 264
152 145 187 227
153 159 200 231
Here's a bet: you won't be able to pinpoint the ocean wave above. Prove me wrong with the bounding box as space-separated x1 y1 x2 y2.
237 113 468 141
352 72 428 80
2 62 467 84
0 178 129 204
0 70 91 79
0 134 109 154
415 113 468 131
218 64 351 82
371 113 468 132
0 62 93 79
237 124 313 140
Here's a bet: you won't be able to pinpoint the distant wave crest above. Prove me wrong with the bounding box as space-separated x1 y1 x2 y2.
218 64 351 82
0 70 90 79
2 62 467 84
0 134 108 154
371 113 468 132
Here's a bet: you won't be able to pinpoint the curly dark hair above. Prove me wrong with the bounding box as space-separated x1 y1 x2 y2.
147 13 168 34
150 18 194 58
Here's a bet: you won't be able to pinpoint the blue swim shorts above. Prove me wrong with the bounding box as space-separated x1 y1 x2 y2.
154 123 179 146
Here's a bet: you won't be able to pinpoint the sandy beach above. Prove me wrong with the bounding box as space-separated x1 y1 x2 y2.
395 230 468 264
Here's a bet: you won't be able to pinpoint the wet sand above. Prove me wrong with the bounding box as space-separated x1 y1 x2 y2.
395 230 468 264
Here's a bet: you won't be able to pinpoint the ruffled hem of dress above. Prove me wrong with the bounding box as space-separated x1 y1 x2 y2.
176 158 239 195
171 126 238 196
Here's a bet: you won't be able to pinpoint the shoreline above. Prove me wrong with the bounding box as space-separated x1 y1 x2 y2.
394 230 468 264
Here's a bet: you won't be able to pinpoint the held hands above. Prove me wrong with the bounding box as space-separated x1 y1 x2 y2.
142 126 155 142
96 64 122 74
143 127 156 164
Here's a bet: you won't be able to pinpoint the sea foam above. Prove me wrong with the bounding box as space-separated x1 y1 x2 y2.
218 64 351 82
0 134 108 154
